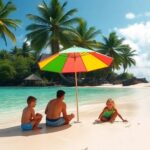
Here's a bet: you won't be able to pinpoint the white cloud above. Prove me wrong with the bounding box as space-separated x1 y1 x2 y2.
125 12 150 20
125 12 136 20
116 21 150 81
144 12 150 17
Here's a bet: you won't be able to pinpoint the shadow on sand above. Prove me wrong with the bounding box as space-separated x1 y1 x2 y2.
0 123 71 137
93 120 124 125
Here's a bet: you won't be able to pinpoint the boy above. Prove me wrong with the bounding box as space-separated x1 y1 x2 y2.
21 96 42 131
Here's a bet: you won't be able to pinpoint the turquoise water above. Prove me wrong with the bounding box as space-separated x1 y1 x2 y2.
0 86 149 117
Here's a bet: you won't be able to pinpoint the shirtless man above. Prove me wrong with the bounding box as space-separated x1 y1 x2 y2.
45 90 74 127
21 96 42 131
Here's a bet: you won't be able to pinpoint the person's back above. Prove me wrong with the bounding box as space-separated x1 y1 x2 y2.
46 99 64 119
21 106 34 124
21 96 42 131
45 90 74 127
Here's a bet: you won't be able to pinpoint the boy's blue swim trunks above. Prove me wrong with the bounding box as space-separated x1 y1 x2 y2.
21 123 33 131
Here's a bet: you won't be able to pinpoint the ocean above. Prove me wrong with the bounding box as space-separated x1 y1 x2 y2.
0 86 149 126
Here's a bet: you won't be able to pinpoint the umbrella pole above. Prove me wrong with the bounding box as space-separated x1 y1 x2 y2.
75 70 79 122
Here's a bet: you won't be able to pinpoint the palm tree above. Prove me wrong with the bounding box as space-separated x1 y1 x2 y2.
21 42 33 57
0 0 20 45
10 46 21 56
65 20 101 49
99 32 136 73
26 0 79 53
60 20 101 83
121 45 136 72
99 32 127 70
11 42 34 58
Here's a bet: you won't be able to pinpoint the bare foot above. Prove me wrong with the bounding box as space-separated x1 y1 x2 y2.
123 120 128 122
71 113 75 118
95 119 101 123
33 126 42 130
109 120 114 123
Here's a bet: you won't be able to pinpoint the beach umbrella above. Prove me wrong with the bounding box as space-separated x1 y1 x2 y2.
38 46 113 122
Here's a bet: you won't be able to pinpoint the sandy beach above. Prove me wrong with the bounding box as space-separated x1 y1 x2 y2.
0 84 150 150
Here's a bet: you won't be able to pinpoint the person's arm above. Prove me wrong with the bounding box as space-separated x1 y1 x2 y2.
31 108 37 120
98 107 107 119
45 103 49 115
62 103 69 123
116 109 128 122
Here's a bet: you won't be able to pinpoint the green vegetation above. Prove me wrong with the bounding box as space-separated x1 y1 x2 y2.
0 60 16 84
65 20 101 49
99 32 136 71
26 0 79 54
0 0 20 45
0 0 137 86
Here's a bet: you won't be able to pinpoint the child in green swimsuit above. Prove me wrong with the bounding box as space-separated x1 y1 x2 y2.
96 98 128 123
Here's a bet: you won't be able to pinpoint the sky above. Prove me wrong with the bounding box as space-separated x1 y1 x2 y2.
1 0 150 80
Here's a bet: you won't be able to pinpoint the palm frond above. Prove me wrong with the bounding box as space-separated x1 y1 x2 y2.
2 25 16 43
26 24 49 31
61 18 79 26
0 0 4 9
1 19 20 29
87 29 101 39
38 1 51 20
0 31 7 45
0 1 16 18
27 14 49 24
59 9 77 23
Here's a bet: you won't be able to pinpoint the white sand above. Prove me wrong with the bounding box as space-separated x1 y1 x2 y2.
0 85 150 150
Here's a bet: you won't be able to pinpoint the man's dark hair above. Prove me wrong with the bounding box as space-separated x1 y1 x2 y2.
57 90 65 98
27 96 36 104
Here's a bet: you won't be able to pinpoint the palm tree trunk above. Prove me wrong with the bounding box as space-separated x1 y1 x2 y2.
51 39 60 53
123 65 127 73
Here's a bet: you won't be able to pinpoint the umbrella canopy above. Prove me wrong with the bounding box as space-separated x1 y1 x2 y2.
38 46 113 122
39 46 113 73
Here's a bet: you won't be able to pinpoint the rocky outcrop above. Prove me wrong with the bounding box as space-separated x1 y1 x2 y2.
122 77 148 86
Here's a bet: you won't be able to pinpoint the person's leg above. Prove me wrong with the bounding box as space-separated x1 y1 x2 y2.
32 113 42 130
30 120 36 129
64 114 75 124
109 112 117 123
67 113 75 121
100 116 109 122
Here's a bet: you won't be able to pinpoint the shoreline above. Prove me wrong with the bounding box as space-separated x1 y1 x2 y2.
0 90 150 150
0 84 149 129
0 82 150 88
0 90 147 128
81 82 150 88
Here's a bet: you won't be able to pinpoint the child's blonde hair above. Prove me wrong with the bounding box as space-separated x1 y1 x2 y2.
106 98 116 109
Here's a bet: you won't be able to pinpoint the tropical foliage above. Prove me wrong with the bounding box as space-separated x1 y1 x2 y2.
26 0 79 53
0 0 137 86
65 20 101 49
121 45 136 72
0 45 36 85
99 32 136 71
0 0 20 45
